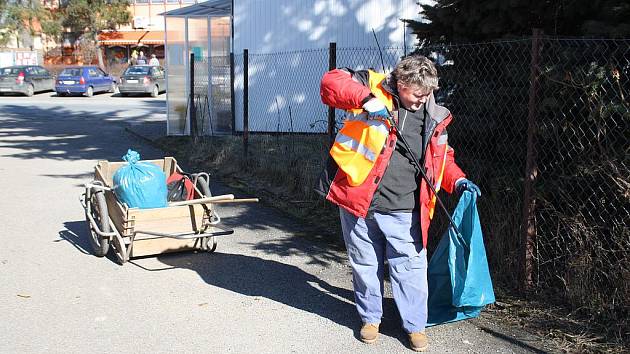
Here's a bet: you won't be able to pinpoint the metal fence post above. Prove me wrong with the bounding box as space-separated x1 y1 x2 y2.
230 52 236 135
521 28 542 292
327 42 337 142
243 49 249 159
189 52 198 140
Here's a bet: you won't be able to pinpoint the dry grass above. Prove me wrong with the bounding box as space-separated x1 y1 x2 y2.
486 291 629 353
155 134 342 239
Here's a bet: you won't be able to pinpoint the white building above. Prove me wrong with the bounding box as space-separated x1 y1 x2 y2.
163 0 425 136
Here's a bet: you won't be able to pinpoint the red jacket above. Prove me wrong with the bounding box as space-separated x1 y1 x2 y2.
316 68 465 247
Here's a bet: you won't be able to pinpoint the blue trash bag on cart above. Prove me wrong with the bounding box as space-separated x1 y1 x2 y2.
112 150 168 209
426 190 495 327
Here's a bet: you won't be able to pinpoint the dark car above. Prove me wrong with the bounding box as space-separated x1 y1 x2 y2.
0 65 54 96
118 65 166 97
55 66 116 97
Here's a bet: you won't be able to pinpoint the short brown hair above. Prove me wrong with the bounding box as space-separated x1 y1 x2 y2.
392 55 438 90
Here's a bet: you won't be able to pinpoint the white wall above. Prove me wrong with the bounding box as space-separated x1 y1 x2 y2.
233 0 422 53
232 0 427 133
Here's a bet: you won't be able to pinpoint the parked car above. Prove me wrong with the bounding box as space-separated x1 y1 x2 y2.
55 66 116 97
118 65 166 97
0 65 54 96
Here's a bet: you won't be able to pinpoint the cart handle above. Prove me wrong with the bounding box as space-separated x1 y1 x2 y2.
169 196 260 206
84 181 111 191
168 194 235 207
208 198 259 204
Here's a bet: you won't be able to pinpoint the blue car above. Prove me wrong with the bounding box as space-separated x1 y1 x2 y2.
55 66 116 97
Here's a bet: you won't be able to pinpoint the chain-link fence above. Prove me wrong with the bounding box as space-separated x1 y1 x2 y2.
413 38 629 342
230 47 410 133
226 47 412 198
199 37 629 343
529 38 629 333
413 39 533 289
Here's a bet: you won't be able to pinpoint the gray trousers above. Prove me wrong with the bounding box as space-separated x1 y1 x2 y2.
339 207 428 333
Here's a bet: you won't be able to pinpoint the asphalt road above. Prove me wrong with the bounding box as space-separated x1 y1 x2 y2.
0 92 551 353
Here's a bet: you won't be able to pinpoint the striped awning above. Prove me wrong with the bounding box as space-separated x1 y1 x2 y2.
97 31 165 46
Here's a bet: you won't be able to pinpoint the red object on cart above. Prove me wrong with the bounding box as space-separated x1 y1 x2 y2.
167 172 195 201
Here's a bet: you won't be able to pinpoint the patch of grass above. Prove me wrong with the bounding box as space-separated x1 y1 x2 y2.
155 134 343 243
486 290 629 353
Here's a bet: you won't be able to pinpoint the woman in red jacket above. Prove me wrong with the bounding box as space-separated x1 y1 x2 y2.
315 55 481 352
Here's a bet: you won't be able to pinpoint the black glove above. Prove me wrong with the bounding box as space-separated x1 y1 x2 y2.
455 178 481 197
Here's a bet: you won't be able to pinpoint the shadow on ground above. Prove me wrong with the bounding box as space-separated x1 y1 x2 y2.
157 251 406 345
57 220 92 255
0 103 165 162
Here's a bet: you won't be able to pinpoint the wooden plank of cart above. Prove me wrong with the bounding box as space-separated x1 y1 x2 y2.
80 157 258 264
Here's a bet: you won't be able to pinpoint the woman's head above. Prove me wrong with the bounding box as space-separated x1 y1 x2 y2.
392 55 438 110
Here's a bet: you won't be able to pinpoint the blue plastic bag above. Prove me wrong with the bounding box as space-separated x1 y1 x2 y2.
426 190 495 326
112 150 168 209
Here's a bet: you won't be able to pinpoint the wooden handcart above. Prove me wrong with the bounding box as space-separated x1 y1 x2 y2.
80 157 257 264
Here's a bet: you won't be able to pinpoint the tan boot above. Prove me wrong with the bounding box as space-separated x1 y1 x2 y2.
408 331 428 352
359 323 380 344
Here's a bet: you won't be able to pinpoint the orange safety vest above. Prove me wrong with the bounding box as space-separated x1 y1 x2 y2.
330 70 394 186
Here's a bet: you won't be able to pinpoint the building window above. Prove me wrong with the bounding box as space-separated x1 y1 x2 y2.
135 0 149 3
151 0 164 3
166 0 179 3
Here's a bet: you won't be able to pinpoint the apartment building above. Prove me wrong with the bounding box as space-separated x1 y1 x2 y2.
98 0 208 66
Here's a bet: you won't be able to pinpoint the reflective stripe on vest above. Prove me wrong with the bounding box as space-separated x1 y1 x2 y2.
331 117 390 186
428 146 449 219
335 133 377 162
330 70 393 186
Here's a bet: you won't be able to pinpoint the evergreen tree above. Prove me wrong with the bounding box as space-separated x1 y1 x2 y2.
408 0 630 43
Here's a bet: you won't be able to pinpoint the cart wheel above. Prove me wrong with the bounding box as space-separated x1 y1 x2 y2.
86 190 111 257
202 236 217 253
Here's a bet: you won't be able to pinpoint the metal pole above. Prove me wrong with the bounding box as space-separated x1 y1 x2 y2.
243 49 249 159
521 28 542 292
207 18 213 136
328 42 336 142
189 52 198 140
164 19 170 135
230 52 236 135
